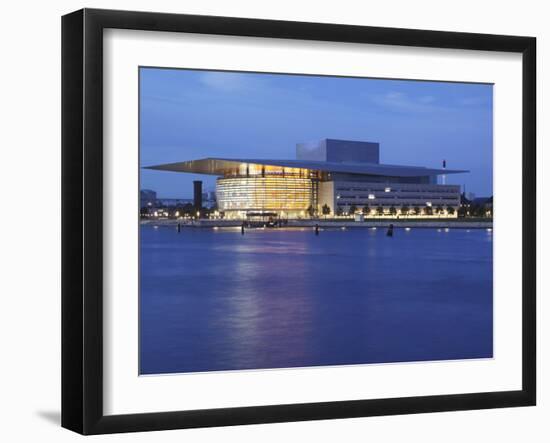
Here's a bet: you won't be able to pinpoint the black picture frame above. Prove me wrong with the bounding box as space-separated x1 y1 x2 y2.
62 8 536 435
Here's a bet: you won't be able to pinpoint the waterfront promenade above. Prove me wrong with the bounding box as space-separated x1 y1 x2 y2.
141 218 493 229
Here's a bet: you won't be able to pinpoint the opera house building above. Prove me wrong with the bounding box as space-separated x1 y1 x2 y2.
147 139 467 219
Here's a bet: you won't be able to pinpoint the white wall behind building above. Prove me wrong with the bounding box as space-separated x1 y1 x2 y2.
0 1 545 442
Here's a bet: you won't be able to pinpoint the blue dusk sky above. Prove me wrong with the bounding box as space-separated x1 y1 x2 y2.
140 68 493 198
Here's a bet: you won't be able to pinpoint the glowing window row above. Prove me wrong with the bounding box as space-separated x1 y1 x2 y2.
216 177 313 211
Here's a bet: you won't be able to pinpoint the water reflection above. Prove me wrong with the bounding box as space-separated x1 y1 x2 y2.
140 227 493 374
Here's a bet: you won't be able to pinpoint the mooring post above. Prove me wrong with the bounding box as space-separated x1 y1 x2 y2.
241 222 245 235
315 223 319 236
177 223 181 233
386 223 394 237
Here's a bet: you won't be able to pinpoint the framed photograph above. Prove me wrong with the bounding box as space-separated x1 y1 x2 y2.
61 8 536 435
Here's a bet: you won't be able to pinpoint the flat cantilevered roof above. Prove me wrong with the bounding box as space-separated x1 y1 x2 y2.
144 158 468 178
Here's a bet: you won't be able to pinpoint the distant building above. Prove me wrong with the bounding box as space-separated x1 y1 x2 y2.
156 198 193 207
140 189 157 209
199 190 217 209
145 139 468 219
208 190 217 203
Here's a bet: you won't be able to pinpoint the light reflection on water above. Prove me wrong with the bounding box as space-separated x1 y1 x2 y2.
140 226 493 374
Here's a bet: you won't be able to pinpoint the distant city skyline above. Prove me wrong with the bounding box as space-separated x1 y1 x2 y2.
140 68 493 198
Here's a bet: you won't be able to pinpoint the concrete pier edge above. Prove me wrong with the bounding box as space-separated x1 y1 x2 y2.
141 219 493 229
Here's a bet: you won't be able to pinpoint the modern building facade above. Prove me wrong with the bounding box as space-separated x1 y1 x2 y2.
146 139 467 219
140 189 157 209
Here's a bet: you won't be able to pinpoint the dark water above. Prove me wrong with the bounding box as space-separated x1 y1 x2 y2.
140 225 493 374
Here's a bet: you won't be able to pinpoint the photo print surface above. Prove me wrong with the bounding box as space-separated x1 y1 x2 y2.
139 67 493 375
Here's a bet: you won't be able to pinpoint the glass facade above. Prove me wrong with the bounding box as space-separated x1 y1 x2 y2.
216 176 313 215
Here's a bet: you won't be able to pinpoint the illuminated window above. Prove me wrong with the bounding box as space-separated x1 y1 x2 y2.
216 176 312 212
